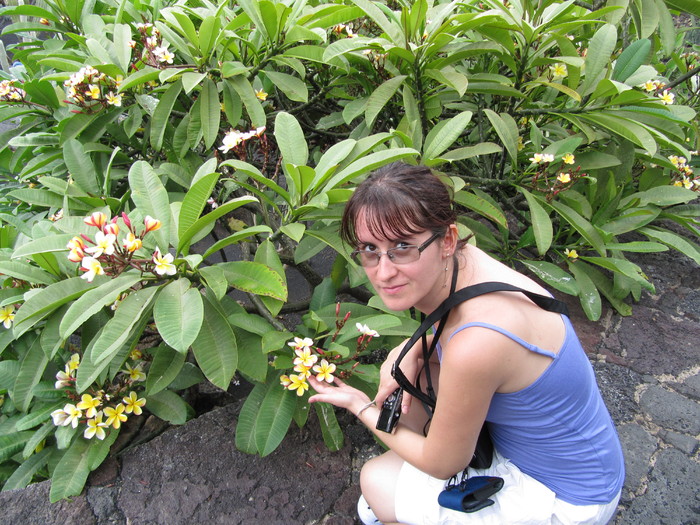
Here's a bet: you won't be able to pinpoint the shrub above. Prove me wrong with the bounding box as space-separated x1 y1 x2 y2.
0 0 697 500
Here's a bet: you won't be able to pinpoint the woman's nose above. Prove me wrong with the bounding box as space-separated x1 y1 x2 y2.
374 253 398 279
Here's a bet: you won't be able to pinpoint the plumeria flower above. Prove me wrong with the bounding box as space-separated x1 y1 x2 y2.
0 306 15 329
105 91 122 106
562 153 575 165
152 247 177 276
87 84 101 99
104 403 128 429
143 215 161 233
287 337 314 351
529 153 544 164
84 412 108 440
218 129 246 154
564 248 579 260
356 323 379 338
123 232 142 253
67 244 85 262
641 80 656 92
658 90 674 105
293 347 318 368
287 374 309 396
76 394 101 419
154 46 174 64
85 231 117 257
51 408 69 426
63 404 83 428
122 363 146 382
84 211 107 229
550 63 568 78
255 89 268 101
557 173 572 184
280 374 292 387
129 349 143 361
67 353 80 371
312 359 337 383
123 391 146 415
55 369 72 389
146 36 158 48
80 256 104 282
293 363 313 378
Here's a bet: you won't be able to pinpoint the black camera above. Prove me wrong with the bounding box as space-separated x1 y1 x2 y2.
376 388 403 433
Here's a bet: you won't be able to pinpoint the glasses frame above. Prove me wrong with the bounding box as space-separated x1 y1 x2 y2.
351 232 441 268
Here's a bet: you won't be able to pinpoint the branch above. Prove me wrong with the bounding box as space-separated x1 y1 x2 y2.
667 66 700 91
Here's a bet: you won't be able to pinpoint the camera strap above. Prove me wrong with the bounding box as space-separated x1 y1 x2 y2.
392 269 569 411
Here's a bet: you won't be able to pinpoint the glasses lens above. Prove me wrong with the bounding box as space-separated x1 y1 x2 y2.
352 250 380 267
388 246 420 264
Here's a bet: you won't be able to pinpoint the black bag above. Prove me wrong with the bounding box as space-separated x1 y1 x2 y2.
380 267 569 471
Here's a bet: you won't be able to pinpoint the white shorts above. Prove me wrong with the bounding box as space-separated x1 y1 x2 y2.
394 452 620 525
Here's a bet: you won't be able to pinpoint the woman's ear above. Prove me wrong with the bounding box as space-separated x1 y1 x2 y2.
443 224 459 257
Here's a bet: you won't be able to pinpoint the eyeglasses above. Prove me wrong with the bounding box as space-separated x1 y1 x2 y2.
351 233 441 268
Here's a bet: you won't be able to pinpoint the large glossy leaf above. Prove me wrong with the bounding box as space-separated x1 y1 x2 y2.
201 225 273 260
254 378 296 456
547 200 607 257
612 39 651 82
0 432 34 463
568 262 602 321
254 240 287 317
12 233 75 259
129 161 173 249
145 389 192 425
578 112 656 155
49 437 91 503
322 148 419 191
178 166 218 239
453 190 508 229
219 261 287 301
365 75 406 129
640 227 700 264
146 345 186 395
265 71 308 103
153 278 203 353
572 261 632 317
177 196 258 254
11 335 48 412
580 256 654 292
59 273 143 339
90 286 160 365
200 78 221 149
13 277 97 338
520 260 579 295
191 293 237 390
236 330 267 383
274 112 308 167
580 24 617 95
482 109 518 162
227 76 266 128
62 138 100 194
519 188 553 255
314 402 344 451
151 80 183 151
423 111 473 160
2 447 52 491
235 381 268 454
0 261 57 285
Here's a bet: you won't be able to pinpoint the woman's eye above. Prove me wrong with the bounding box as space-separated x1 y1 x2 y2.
361 244 377 252
395 242 411 250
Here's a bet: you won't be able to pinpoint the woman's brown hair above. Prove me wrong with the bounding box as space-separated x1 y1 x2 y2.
340 162 457 248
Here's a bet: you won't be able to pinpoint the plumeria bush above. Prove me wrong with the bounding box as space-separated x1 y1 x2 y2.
0 0 698 500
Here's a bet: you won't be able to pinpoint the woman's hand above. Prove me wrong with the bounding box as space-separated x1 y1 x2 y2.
308 375 371 416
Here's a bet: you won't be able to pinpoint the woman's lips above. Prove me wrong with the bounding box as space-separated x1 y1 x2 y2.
381 284 405 295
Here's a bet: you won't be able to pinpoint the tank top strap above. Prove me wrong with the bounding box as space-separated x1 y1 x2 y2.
446 322 558 359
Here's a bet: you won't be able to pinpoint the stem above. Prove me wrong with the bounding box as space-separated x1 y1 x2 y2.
667 66 700 91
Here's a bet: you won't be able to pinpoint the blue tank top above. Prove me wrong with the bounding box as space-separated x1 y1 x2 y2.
441 315 625 505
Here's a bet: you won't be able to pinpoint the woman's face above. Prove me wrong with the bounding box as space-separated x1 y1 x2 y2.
354 214 448 313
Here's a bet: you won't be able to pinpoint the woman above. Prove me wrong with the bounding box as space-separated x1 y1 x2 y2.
308 163 624 525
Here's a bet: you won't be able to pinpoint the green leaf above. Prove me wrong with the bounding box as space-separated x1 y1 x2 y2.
219 261 287 301
520 188 553 255
177 196 258 255
200 78 221 149
438 142 502 162
547 200 607 256
13 278 97 338
323 148 419 191
146 345 186 395
118 66 161 92
235 381 267 454
151 80 183 151
3 447 51 491
314 402 344 451
274 112 308 166
49 437 91 503
423 111 473 160
235 330 267 383
568 262 602 321
191 293 238 390
482 109 519 162
622 186 697 207
0 261 57 285
178 170 218 241
454 190 508 229
264 71 308 103
520 260 579 295
0 432 34 463
59 273 142 339
145 389 192 425
12 234 75 260
128 161 173 250
254 239 287 317
153 278 203 353
579 256 654 292
580 24 617 95
227 76 266 128
22 421 54 459
612 39 651 82
365 75 406 129
90 286 160 365
639 227 700 264
15 402 63 431
255 378 296 456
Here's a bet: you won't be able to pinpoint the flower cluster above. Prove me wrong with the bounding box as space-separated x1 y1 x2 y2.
279 314 380 397
0 79 26 103
50 352 146 440
63 66 123 111
218 126 266 155
528 153 584 200
0 305 15 329
639 80 675 105
67 212 176 282
668 154 699 191
133 22 174 67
